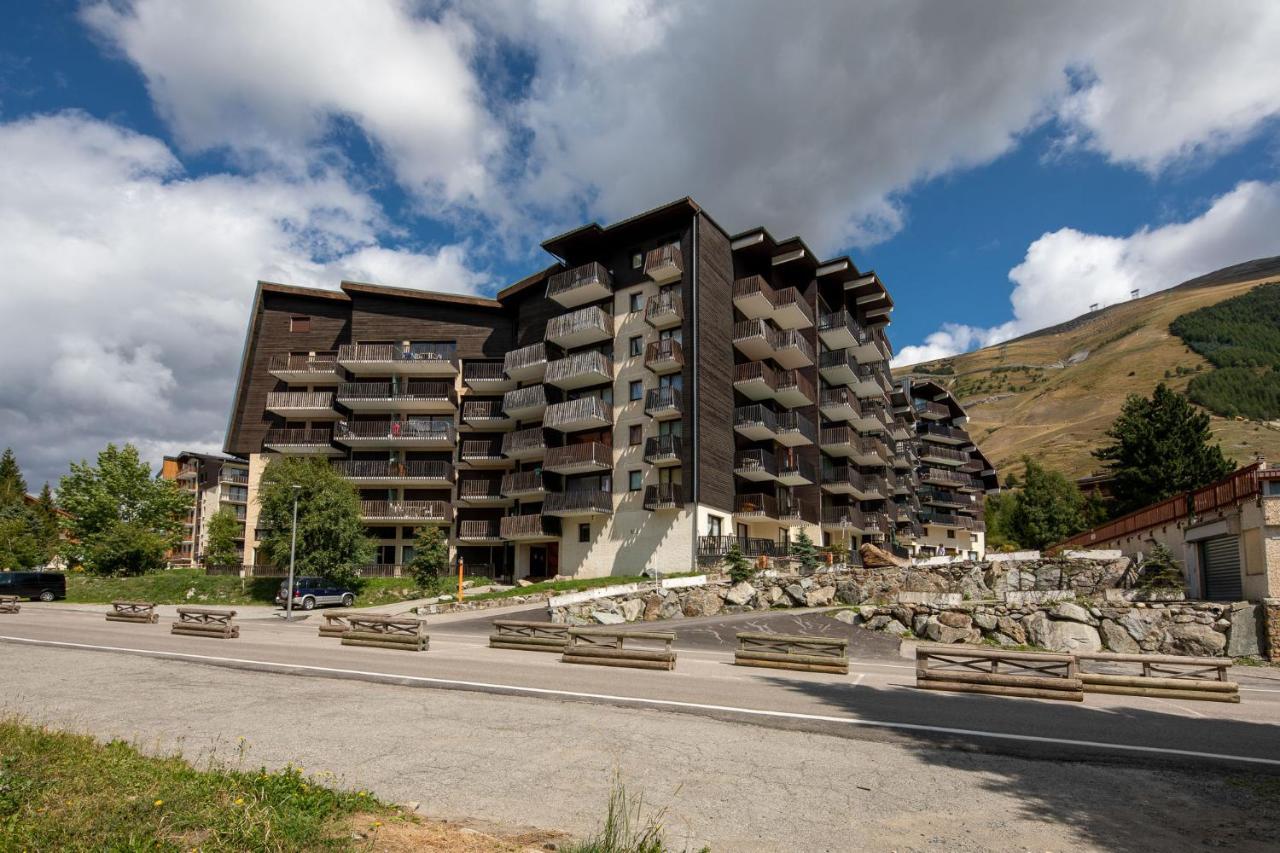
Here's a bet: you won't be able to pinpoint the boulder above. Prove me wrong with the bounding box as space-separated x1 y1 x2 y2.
860 542 909 568
725 582 756 606
913 613 930 636
1024 611 1102 653
1099 619 1140 654
805 586 836 607
620 598 645 622
924 618 971 644
883 620 911 637
642 594 663 621
832 609 857 625
937 611 971 629
784 584 807 605
592 611 625 625
1227 604 1263 657
867 614 892 630
516 579 533 588
765 586 785 605
1050 602 1096 625
973 612 998 631
1164 622 1227 657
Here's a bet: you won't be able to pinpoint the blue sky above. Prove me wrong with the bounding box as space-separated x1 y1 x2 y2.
2 1 1279 486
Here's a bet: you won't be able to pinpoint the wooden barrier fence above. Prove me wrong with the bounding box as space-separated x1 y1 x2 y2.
0 595 19 614
1075 652 1238 703
562 628 676 671
106 601 158 624
734 632 849 674
916 644 1083 701
489 620 569 653
340 614 429 651
171 607 238 639
318 611 356 638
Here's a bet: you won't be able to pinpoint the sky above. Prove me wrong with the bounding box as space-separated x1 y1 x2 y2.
2 0 1279 489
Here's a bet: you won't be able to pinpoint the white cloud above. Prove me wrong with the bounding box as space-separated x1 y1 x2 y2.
83 0 502 210
894 180 1280 366
0 112 486 487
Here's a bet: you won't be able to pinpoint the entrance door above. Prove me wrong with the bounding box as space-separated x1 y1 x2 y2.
529 546 547 578
1202 536 1242 601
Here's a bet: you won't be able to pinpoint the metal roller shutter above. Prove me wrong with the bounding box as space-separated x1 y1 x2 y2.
1202 535 1242 602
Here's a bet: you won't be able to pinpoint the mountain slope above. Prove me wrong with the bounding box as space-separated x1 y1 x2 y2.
895 259 1280 481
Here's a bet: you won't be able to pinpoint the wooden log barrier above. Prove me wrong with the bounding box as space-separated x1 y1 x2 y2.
105 600 159 624
562 628 676 671
318 611 356 638
489 620 570 653
915 644 1083 701
1075 652 1239 703
340 614 428 651
171 607 239 639
734 631 849 674
0 595 19 614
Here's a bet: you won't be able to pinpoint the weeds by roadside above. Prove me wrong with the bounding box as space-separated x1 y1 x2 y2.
564 777 709 853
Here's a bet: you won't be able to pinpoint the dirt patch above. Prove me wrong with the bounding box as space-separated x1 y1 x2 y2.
349 812 567 852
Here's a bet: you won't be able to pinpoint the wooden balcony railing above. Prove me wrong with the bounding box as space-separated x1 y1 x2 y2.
502 384 547 413
546 350 613 385
504 342 547 375
264 428 332 446
543 396 611 430
771 287 814 323
501 426 547 456
921 423 972 443
547 261 611 300
335 420 455 443
733 360 777 389
544 442 611 470
644 292 683 326
820 387 857 411
266 391 334 410
734 404 777 432
913 399 951 419
267 352 338 373
336 381 454 405
459 439 505 461
338 342 457 367
500 514 561 539
774 369 815 404
331 460 453 482
918 444 971 463
817 309 860 338
777 453 816 482
544 489 613 515
772 329 815 363
501 470 546 495
643 243 683 281
644 338 683 370
458 478 505 501
545 305 613 342
359 500 452 522
819 348 858 374
822 505 864 528
462 399 506 421
463 361 506 382
457 519 503 540
776 410 817 444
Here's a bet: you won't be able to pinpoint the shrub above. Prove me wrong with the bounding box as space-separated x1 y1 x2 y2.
724 541 753 584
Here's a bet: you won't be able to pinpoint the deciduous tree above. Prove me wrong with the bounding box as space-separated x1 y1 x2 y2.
407 525 449 590
204 506 243 567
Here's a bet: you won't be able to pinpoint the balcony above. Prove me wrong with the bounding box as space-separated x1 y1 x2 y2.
734 493 778 520
263 428 339 455
544 396 611 432
920 487 969 509
851 326 891 364
644 387 682 420
771 288 815 330
643 483 683 511
456 478 513 507
501 426 548 461
776 453 815 487
733 361 776 401
921 510 974 530
919 443 971 466
643 435 682 467
176 463 199 481
732 275 775 319
546 350 613 390
821 464 880 496
734 449 777 482
267 352 339 384
219 468 249 486
501 470 547 499
771 330 814 369
547 261 613 309
546 305 613 348
265 391 337 418
461 399 514 430
775 410 817 447
819 348 858 386
777 493 806 524
914 399 950 421
820 387 858 422
643 243 683 285
335 420 455 449
852 435 891 467
733 318 774 361
459 438 511 467
774 369 815 407
734 404 777 441
544 489 613 517
359 500 452 523
644 292 683 329
332 459 453 487
463 361 515 394
921 467 968 488
337 343 458 377
920 423 972 446
851 362 891 398
456 519 504 543
819 425 858 458
502 384 548 421
817 309 861 350
644 338 683 374
821 505 864 531
544 442 611 475
852 400 891 434
504 343 548 383
500 514 561 542
336 381 455 414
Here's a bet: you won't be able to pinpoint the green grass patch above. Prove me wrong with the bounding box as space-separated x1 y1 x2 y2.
0 717 393 851
64 569 426 608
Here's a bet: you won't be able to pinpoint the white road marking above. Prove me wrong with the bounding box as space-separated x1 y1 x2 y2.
2 635 1277 767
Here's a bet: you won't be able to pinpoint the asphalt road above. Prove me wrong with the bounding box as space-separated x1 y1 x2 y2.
2 603 1279 850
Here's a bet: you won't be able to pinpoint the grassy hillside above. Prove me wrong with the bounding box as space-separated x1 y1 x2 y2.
896 262 1280 481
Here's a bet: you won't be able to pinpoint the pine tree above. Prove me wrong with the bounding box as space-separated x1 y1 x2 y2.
724 540 753 584
0 448 27 506
1093 383 1235 516
1007 457 1087 549
32 483 60 562
791 529 819 575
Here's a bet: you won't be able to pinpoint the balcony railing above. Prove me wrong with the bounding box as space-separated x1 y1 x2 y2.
777 492 807 522
336 381 454 407
733 360 777 392
500 514 561 540
266 391 335 411
774 369 815 405
770 287 815 327
734 449 777 479
819 347 858 377
920 510 975 529
546 350 613 388
734 493 778 518
544 396 612 431
544 489 613 516
820 386 857 414
461 399 507 423
777 453 816 484
644 387 682 418
544 441 611 472
920 423 972 444
643 435 682 464
459 439 506 463
771 329 815 367
501 470 546 497
501 426 547 458
458 479 507 502
644 292 683 328
331 459 453 483
821 505 864 528
360 500 452 522
334 420 455 444
643 243 683 284
502 384 548 417
698 536 789 558
547 261 612 307
644 338 683 373
775 410 817 445
338 342 458 370
463 361 507 384
264 428 333 448
457 519 503 541
918 443 971 464
219 469 249 485
643 483 683 510
267 352 338 376
913 400 951 419
546 305 613 347
734 404 777 434
820 424 857 449
504 342 547 379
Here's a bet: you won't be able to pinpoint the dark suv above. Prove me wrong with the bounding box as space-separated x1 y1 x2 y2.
0 571 66 602
274 576 355 610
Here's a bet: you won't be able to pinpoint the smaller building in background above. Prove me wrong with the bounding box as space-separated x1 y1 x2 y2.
159 451 250 566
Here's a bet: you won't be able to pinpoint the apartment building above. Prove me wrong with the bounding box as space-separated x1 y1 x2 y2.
160 451 250 565
223 198 997 580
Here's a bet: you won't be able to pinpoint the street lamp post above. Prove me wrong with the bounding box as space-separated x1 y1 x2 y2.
285 485 301 621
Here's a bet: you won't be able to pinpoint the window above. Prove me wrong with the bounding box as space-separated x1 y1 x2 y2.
290 316 310 333
632 252 643 269
629 380 643 401
629 424 643 446
629 291 644 313
946 529 956 539
628 470 642 491
578 523 591 543
707 515 723 538
629 335 643 357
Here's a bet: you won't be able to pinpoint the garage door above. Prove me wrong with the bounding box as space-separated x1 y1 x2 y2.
1202 535 1242 601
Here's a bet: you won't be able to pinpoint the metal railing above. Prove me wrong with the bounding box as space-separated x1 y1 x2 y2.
643 435 682 463
734 449 777 478
331 459 453 482
502 384 547 413
644 483 683 509
501 426 547 456
644 387 682 415
546 305 613 342
264 428 332 446
733 493 778 518
544 396 611 430
359 500 452 522
544 489 613 515
336 381 454 405
546 350 613 385
457 519 503 540
644 338 684 369
504 342 547 375
335 420 455 443
544 442 611 470
267 352 337 373
776 410 817 444
500 514 561 539
547 261 611 300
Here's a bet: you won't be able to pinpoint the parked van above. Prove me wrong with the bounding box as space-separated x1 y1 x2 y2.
0 571 67 601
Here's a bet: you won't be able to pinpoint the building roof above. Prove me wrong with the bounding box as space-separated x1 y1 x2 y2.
340 280 503 309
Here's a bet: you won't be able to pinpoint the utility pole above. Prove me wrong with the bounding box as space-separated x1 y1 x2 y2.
285 485 300 621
